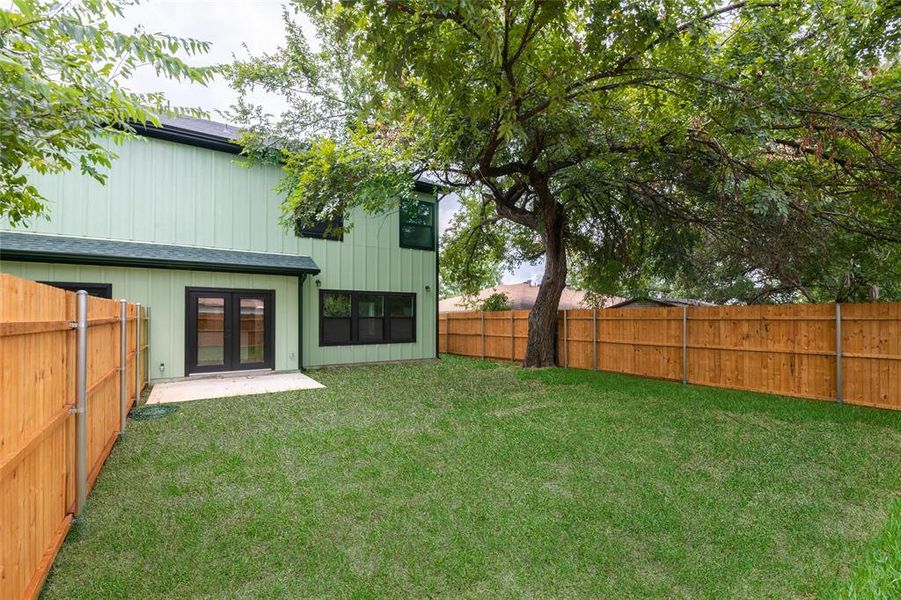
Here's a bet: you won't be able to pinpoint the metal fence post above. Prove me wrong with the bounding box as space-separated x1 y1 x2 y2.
146 305 151 378
135 303 141 405
119 299 127 434
681 306 688 385
835 303 843 403
592 309 598 371
74 290 88 515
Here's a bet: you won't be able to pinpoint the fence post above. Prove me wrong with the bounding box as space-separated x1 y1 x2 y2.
119 299 127 434
510 311 515 362
480 311 485 359
681 306 687 385
835 303 843 403
146 305 151 378
592 309 598 371
563 310 568 368
74 290 88 515
135 303 141 405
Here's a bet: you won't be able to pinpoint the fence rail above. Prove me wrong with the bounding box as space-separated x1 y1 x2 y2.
1 274 149 600
439 302 900 411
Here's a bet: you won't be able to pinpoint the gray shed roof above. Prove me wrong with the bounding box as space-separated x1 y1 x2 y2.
0 232 319 276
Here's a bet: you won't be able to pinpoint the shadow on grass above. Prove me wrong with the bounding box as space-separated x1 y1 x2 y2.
517 365 901 428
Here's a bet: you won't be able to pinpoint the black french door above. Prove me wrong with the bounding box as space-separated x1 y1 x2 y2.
186 288 275 374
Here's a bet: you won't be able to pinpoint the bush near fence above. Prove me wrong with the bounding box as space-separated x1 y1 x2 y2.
439 303 900 411
0 274 149 600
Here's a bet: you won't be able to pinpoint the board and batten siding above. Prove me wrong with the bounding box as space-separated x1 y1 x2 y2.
1 135 437 373
0 261 300 379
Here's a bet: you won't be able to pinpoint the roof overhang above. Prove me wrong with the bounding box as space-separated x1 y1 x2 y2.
0 232 320 276
129 121 243 155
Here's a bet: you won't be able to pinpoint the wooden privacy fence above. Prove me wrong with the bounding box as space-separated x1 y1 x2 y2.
0 274 149 600
439 302 900 411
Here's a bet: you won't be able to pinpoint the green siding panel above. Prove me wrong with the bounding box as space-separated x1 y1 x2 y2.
1 136 437 369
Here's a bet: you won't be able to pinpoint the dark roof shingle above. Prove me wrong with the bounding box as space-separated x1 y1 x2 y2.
0 232 319 276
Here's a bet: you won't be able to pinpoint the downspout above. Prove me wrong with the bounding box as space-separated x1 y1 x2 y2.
298 274 306 370
435 191 446 360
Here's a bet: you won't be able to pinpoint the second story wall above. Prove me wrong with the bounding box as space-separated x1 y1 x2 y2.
5 135 434 259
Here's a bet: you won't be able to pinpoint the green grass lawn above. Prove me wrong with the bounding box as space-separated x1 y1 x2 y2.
42 356 900 598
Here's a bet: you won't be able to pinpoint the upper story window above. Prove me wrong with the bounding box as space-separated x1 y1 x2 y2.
296 205 344 241
399 199 435 250
40 281 112 299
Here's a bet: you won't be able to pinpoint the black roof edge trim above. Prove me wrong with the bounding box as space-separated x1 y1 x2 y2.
1 249 320 277
130 122 243 155
414 180 442 194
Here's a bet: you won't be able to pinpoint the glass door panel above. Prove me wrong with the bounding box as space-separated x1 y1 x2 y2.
239 297 266 365
197 297 227 367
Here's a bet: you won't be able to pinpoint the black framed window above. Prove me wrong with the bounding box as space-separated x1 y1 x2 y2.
399 199 435 250
321 292 352 345
40 281 112 299
296 208 344 241
320 290 416 346
388 294 415 342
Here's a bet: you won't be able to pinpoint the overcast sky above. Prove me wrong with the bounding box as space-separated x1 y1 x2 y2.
117 0 542 286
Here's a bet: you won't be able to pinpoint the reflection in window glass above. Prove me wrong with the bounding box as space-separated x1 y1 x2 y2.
389 295 414 317
358 295 384 317
196 297 225 366
240 298 265 363
399 199 435 249
323 293 351 317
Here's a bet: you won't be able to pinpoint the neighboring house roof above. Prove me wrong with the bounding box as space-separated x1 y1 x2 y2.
608 297 716 308
439 281 624 312
0 232 320 276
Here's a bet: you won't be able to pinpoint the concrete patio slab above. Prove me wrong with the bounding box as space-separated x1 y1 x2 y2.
146 371 324 405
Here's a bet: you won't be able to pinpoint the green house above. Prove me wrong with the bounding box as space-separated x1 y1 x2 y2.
0 117 439 380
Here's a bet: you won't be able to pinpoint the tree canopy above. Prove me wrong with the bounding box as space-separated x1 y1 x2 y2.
0 0 214 225
228 0 899 366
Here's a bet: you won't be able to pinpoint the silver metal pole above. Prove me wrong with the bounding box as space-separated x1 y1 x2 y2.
681 306 688 385
135 303 141 406
74 290 88 515
119 299 127 434
835 303 843 403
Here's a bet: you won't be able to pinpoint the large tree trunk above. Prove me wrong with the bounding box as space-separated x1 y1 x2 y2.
523 192 566 368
